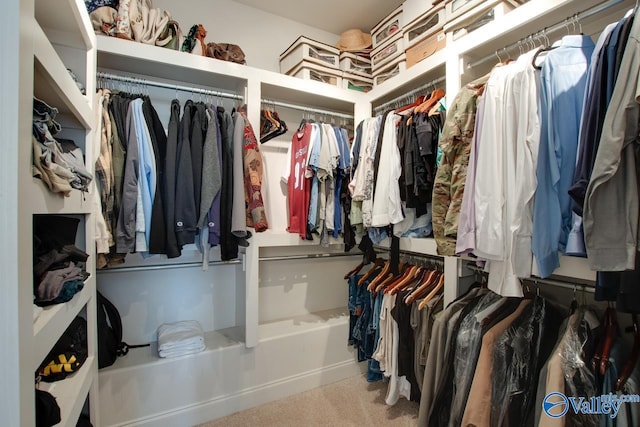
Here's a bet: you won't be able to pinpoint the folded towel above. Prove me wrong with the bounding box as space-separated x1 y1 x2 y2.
157 320 205 358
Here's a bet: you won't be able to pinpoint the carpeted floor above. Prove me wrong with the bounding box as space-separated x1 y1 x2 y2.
197 374 419 426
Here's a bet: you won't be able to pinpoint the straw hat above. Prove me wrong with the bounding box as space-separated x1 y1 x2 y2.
336 29 372 52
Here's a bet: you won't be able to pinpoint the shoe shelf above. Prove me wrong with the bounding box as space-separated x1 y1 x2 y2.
33 275 95 372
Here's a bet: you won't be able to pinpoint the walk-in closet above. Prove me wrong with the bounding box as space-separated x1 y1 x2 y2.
3 0 640 426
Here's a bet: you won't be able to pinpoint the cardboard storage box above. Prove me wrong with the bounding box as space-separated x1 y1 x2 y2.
406 30 446 68
371 5 403 49
342 72 374 92
371 33 404 73
444 1 516 41
373 54 407 86
339 52 372 77
280 36 340 75
287 61 343 87
404 4 446 49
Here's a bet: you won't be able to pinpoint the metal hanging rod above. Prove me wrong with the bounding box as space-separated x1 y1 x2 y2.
467 0 628 69
373 75 446 114
261 99 353 120
522 277 596 293
259 252 363 262
97 259 242 274
97 71 243 100
465 263 595 293
374 246 445 265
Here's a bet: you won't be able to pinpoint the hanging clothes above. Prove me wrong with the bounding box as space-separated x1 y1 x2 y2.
432 74 488 256
531 35 595 278
584 10 640 272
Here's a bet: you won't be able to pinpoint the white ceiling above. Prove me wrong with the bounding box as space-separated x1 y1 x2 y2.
232 0 402 35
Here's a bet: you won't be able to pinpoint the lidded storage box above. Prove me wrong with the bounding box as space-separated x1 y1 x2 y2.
371 5 403 49
372 54 407 87
280 36 340 75
339 52 372 77
444 0 517 41
371 33 404 72
403 3 446 49
288 61 343 87
444 0 525 24
402 0 436 27
342 72 374 92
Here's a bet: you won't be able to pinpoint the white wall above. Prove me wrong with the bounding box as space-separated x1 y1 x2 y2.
153 0 341 73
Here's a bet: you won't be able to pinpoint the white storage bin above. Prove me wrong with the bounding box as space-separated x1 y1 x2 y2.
288 61 343 87
404 4 446 49
371 33 404 73
280 36 340 75
339 52 372 77
372 54 407 87
342 72 374 92
444 0 523 24
371 5 403 49
402 0 436 27
444 1 516 40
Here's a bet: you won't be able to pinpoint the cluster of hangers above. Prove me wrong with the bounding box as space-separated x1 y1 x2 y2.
494 13 585 64
345 254 445 310
260 99 288 143
296 110 352 133
96 72 242 107
373 75 446 115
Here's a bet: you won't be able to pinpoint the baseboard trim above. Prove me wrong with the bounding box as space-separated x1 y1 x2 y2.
109 359 363 427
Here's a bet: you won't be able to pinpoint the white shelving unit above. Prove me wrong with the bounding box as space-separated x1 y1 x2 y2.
2 0 98 425
0 0 623 425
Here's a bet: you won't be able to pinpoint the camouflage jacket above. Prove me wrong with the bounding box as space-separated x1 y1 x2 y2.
432 75 489 255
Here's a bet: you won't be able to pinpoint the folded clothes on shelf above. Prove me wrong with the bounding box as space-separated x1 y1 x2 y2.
157 320 205 358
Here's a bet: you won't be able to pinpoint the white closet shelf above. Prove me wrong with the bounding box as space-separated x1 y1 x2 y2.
376 237 439 258
260 76 360 114
252 230 345 248
97 36 249 93
33 23 92 130
33 276 95 371
258 307 349 342
98 328 244 374
456 0 605 64
34 0 94 50
546 255 596 283
29 178 92 215
39 356 96 427
366 49 447 105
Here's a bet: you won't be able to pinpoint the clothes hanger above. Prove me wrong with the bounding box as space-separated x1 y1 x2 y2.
394 95 426 114
616 314 640 390
532 27 558 70
418 273 445 310
357 257 385 286
569 285 578 315
405 269 440 305
344 257 366 280
375 262 410 293
365 257 394 291
385 264 421 295
415 88 445 114
596 304 619 376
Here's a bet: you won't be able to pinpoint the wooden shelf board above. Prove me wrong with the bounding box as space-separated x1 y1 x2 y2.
34 0 94 50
